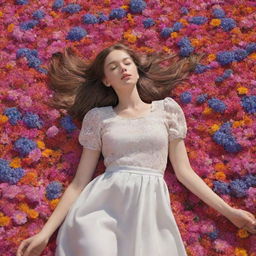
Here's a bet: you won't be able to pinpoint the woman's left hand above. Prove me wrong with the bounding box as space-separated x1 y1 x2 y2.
226 207 256 234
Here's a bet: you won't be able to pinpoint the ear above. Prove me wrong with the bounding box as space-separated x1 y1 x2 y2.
102 78 111 87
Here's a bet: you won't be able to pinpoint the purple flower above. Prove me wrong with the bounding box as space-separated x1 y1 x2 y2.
14 137 37 157
230 179 248 198
241 95 256 114
213 181 230 194
129 0 147 14
66 27 87 41
242 174 256 187
61 4 82 14
19 20 39 31
233 49 248 61
160 27 173 38
15 0 28 5
60 116 77 133
196 94 208 104
52 0 64 10
46 181 63 200
143 18 155 28
220 18 236 32
180 7 189 15
32 10 46 20
245 42 256 54
0 159 25 185
180 92 192 104
216 51 235 66
189 16 208 25
4 107 22 125
82 14 99 24
97 13 109 23
109 8 127 20
173 22 183 32
22 112 44 129
194 64 210 74
212 8 226 18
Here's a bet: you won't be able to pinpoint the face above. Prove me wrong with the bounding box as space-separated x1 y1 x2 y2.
102 50 139 90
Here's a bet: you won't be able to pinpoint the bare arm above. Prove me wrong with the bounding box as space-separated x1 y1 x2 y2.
40 147 101 238
168 139 233 217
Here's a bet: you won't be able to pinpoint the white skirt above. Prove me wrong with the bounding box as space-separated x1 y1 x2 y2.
55 165 188 256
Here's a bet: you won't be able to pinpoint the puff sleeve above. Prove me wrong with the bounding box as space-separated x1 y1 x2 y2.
163 97 187 141
78 108 102 151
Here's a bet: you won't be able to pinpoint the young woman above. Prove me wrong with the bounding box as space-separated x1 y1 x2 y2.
17 42 256 256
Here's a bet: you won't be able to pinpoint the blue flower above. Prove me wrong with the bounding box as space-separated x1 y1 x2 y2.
208 230 219 240
160 27 173 38
194 64 210 74
14 137 37 157
109 8 127 20
62 4 82 14
189 16 208 25
19 20 39 31
220 18 236 32
129 0 147 14
180 92 192 104
66 27 87 41
216 51 235 66
179 46 194 57
180 7 189 15
233 49 248 62
27 55 41 68
22 112 43 129
0 159 25 185
212 8 226 18
60 116 77 133
212 122 242 153
45 181 63 200
177 36 191 47
230 179 248 198
82 14 98 24
143 18 155 28
241 95 256 114
213 181 231 194
32 10 46 20
242 174 256 187
15 0 28 5
52 0 64 9
4 107 22 125
245 42 256 54
196 94 208 104
173 22 183 32
97 13 109 23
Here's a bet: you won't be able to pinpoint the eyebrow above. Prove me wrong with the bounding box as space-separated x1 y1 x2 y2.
106 57 131 66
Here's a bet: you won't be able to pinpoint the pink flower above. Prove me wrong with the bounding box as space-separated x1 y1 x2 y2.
12 210 27 225
46 125 59 137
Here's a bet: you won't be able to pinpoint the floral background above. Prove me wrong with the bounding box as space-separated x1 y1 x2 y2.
0 0 256 255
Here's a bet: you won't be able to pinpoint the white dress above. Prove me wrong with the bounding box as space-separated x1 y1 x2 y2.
55 97 188 256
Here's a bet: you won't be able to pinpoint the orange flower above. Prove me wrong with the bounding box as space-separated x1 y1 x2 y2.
235 247 248 256
237 229 249 238
210 19 221 26
214 171 226 181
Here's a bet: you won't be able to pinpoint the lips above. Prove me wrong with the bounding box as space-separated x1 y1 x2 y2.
121 74 131 80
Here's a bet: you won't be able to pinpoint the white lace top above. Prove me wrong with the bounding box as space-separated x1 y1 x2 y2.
78 97 187 173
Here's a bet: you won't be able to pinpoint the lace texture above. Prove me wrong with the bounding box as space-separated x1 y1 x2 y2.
78 108 102 151
78 97 187 172
163 97 187 141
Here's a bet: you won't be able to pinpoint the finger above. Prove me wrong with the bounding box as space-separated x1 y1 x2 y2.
17 240 29 256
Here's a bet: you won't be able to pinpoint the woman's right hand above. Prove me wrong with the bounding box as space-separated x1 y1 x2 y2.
16 232 50 256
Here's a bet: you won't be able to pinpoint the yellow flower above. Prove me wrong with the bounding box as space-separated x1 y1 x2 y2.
7 23 15 33
0 115 8 124
210 124 220 133
207 54 216 62
121 5 129 10
42 149 54 157
170 32 178 38
0 215 11 226
37 140 45 149
210 19 221 26
248 53 256 59
10 157 22 168
28 209 39 219
237 87 248 95
123 31 137 43
237 229 249 238
50 199 60 210
214 171 226 181
235 247 248 256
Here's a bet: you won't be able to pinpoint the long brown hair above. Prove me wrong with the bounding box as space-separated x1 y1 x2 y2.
46 41 204 121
